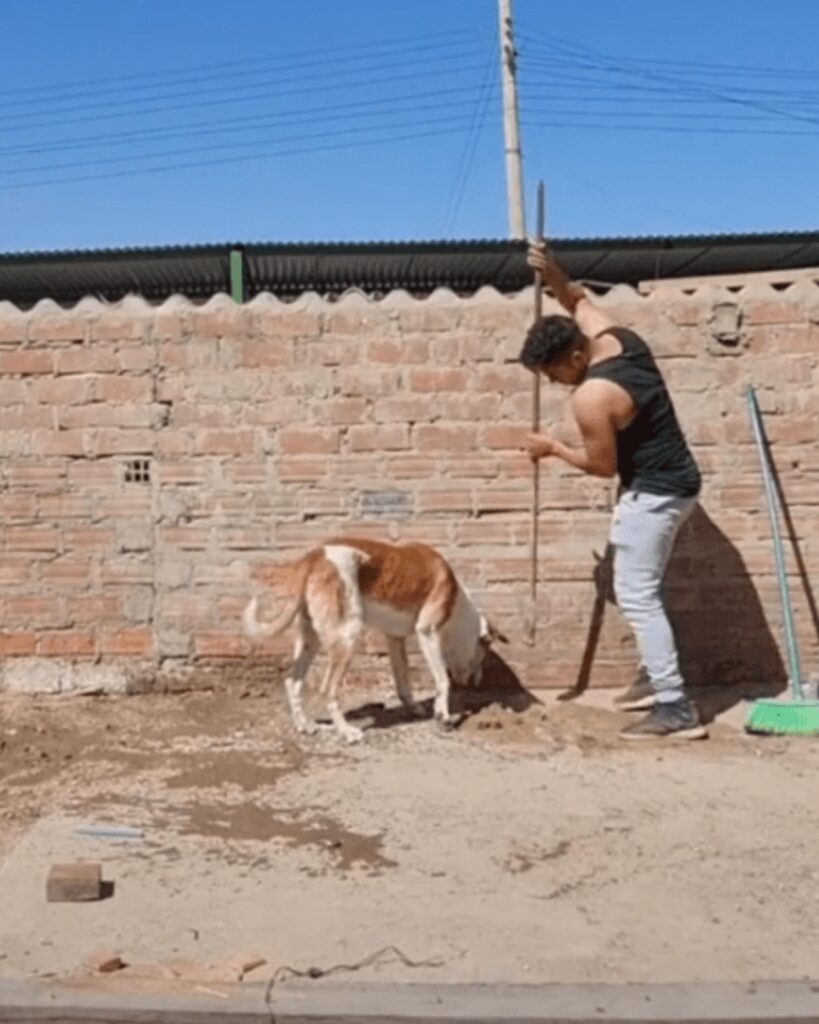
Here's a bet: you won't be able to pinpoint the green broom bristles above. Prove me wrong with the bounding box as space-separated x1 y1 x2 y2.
745 697 819 736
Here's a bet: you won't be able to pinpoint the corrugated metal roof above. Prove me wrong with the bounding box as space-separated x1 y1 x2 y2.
1 231 818 307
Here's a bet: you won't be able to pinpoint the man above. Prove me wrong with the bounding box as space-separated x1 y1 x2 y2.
521 241 705 740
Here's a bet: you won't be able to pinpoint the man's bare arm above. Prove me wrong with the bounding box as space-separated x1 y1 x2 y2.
527 242 619 340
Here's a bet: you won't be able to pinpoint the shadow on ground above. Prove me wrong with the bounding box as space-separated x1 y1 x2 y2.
348 649 540 731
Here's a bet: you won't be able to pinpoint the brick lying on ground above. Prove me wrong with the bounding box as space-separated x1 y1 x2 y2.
46 862 103 903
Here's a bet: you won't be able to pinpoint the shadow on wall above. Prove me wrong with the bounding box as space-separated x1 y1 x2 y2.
565 504 787 723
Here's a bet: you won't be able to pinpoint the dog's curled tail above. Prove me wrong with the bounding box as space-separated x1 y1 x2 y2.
242 593 301 639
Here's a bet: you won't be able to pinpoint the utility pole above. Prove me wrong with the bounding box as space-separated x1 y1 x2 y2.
498 0 526 238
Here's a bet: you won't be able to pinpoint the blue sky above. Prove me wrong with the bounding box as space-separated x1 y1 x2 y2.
1 0 817 251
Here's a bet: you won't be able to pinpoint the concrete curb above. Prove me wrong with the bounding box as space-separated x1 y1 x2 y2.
2 978 819 1023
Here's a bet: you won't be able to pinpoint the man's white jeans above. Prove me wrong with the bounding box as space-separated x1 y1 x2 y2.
611 490 697 704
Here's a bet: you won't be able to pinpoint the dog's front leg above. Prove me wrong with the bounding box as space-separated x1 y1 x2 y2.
416 627 457 728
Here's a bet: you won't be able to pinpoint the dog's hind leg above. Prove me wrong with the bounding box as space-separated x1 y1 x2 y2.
284 614 319 735
388 637 424 719
318 640 362 744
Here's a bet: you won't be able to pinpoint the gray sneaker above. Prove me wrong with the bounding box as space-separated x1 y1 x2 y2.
614 668 656 711
619 699 707 741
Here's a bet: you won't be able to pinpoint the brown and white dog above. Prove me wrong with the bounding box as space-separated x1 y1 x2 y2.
243 537 506 743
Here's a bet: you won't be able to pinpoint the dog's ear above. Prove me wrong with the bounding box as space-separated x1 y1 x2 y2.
479 615 509 645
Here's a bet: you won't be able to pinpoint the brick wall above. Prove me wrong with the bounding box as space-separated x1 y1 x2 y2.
0 278 817 693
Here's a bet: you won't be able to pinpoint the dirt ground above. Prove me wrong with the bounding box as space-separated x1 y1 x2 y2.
1 665 818 996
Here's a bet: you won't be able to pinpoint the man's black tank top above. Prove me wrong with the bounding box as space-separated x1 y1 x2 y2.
585 327 701 498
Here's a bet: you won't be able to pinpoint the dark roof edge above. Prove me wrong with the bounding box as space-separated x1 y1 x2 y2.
3 229 819 263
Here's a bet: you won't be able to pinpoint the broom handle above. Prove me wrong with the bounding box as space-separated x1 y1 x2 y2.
530 182 545 613
747 387 803 699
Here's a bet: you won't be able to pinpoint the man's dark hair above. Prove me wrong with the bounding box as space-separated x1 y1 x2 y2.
518 315 581 370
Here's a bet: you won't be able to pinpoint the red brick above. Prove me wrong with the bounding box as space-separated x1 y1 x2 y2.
234 339 293 368
455 520 514 545
483 425 529 450
0 350 54 375
28 317 87 344
32 430 87 457
4 596 62 622
160 462 209 485
325 309 367 334
255 310 320 339
0 493 36 518
417 489 474 513
192 307 246 339
0 632 37 656
90 316 145 342
98 559 153 585
397 306 457 333
0 319 27 344
54 345 119 374
367 338 429 364
372 396 435 424
385 455 439 479
243 399 303 426
348 424 410 451
5 527 59 552
118 345 154 372
38 631 96 657
64 528 115 551
321 398 368 426
94 429 155 455
278 428 339 455
61 403 156 429
0 379 27 403
95 376 153 402
413 424 477 453
449 456 502 479
46 862 102 902
159 527 209 550
160 339 219 370
191 430 255 456
745 301 803 326
32 376 94 405
764 415 817 444
68 595 122 623
444 394 503 421
473 365 527 392
101 630 153 656
2 407 54 429
278 458 329 482
41 559 92 588
156 432 191 457
336 367 400 398
195 633 250 659
408 368 468 393
462 305 526 332
474 488 530 513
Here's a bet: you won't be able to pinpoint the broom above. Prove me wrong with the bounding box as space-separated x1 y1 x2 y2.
744 386 819 735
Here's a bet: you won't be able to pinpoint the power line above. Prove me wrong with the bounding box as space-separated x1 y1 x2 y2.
0 109 498 179
0 86 492 159
0 50 485 129
2 60 487 136
519 33 819 81
522 117 819 137
0 123 476 193
6 28 475 98
442 44 498 234
517 34 819 130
